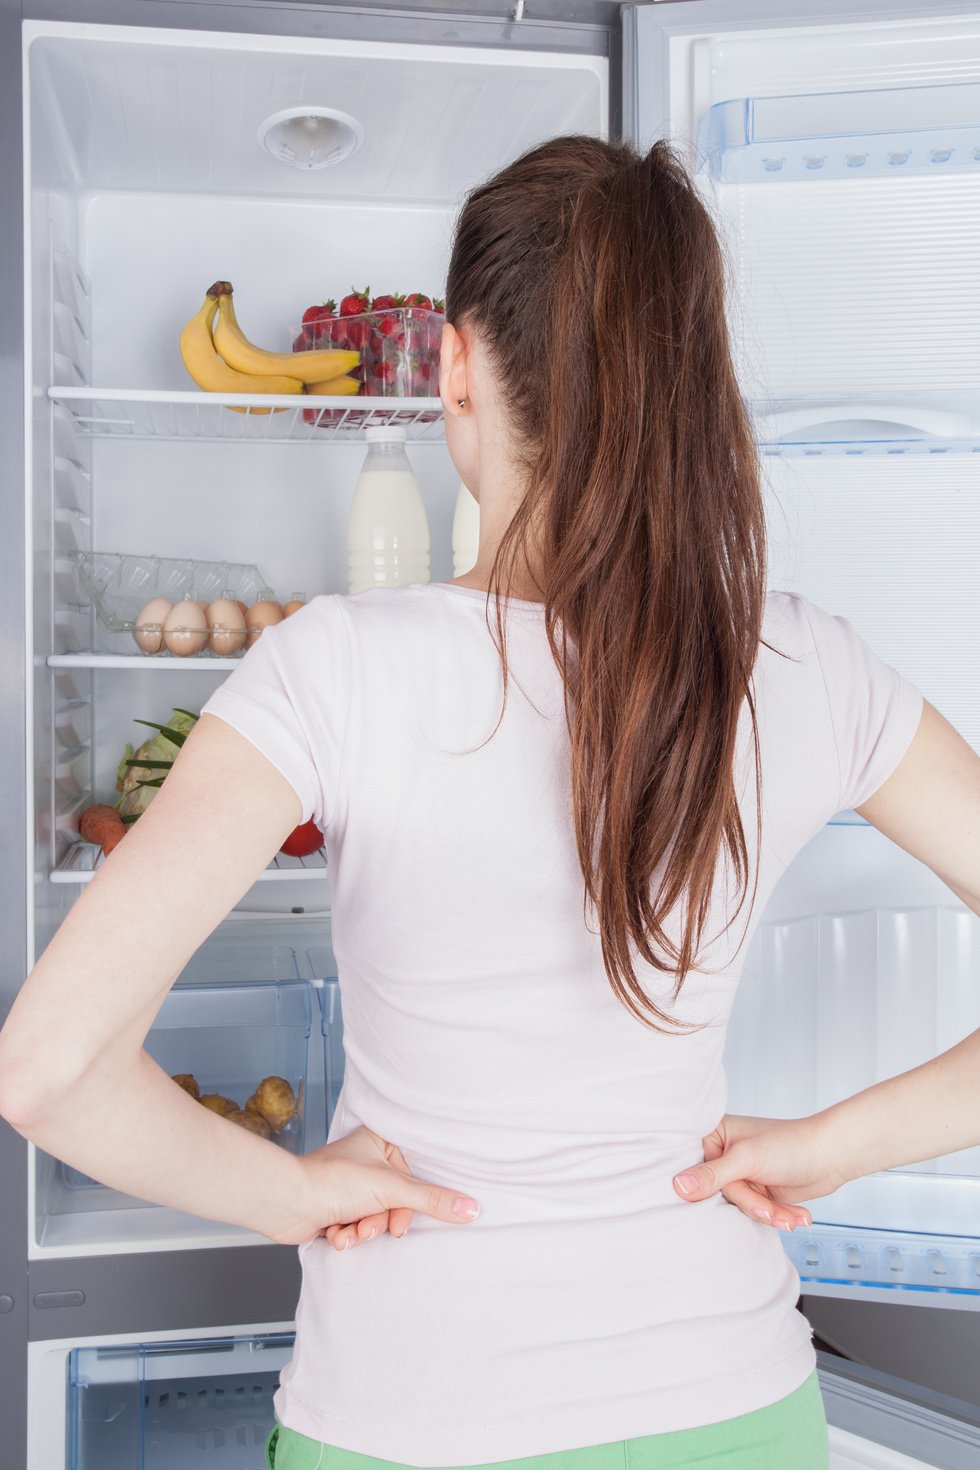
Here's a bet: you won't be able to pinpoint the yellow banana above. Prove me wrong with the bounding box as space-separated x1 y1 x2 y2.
213 284 361 384
305 376 362 397
180 286 304 414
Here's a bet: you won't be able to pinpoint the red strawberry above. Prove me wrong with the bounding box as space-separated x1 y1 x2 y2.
404 292 432 310
432 298 445 314
339 287 371 318
292 332 309 352
302 299 336 327
346 319 372 350
280 818 324 858
370 293 406 311
375 360 398 386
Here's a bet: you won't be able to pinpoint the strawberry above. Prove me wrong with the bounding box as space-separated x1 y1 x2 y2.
404 292 432 310
302 299 336 326
370 293 406 311
292 332 309 352
346 319 372 351
433 298 445 314
339 286 371 318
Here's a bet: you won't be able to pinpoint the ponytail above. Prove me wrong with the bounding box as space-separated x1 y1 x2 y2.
445 137 767 1032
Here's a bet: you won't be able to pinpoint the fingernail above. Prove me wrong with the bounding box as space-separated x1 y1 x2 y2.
776 1219 792 1232
752 1206 773 1223
341 1237 351 1250
675 1173 699 1195
453 1197 480 1219
366 1227 377 1240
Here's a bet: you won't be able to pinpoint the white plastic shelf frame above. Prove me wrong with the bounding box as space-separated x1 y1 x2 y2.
48 387 446 444
48 387 980 456
52 842 328 883
699 79 980 183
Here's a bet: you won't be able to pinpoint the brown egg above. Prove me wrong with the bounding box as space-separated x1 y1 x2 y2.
133 597 173 654
163 599 208 656
234 600 248 617
245 599 282 646
282 597 307 619
207 597 247 656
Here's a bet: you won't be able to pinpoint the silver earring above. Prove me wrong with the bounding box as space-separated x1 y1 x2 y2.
458 398 466 409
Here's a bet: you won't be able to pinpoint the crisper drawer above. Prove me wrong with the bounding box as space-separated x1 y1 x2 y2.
306 949 344 1133
69 1331 293 1470
35 969 316 1255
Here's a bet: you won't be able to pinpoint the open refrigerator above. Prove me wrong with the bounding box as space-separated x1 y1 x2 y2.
1 1 979 1466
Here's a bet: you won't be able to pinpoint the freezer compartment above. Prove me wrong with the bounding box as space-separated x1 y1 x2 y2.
68 1330 294 1470
699 80 980 183
727 903 980 1305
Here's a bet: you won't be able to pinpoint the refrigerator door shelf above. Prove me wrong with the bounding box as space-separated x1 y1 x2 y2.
48 387 446 445
787 1222 980 1308
699 80 980 184
50 842 328 883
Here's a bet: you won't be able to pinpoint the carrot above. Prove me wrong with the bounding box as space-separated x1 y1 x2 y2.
79 804 126 856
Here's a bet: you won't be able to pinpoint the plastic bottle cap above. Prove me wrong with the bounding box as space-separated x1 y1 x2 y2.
364 425 408 444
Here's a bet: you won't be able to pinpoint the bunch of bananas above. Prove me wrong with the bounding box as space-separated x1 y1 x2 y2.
179 281 361 413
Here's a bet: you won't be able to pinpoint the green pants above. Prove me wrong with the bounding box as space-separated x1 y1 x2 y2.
264 1370 828 1469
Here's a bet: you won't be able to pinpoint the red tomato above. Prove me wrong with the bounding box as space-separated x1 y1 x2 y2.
279 819 324 858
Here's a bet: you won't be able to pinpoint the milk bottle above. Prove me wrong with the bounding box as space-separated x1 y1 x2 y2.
347 426 430 593
451 482 480 577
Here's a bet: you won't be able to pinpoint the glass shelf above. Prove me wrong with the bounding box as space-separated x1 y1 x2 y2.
48 387 980 457
52 842 328 883
699 80 980 183
48 386 446 443
47 653 242 669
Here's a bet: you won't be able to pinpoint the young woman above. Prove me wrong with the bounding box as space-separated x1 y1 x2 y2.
1 137 978 1470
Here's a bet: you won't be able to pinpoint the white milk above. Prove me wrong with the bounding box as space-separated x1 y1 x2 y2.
348 429 430 594
451 482 480 577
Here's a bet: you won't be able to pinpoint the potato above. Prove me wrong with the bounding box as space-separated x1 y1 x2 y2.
227 1108 272 1140
246 1076 296 1133
172 1073 200 1101
200 1093 238 1118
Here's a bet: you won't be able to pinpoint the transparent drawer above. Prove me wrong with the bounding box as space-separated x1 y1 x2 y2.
71 550 272 633
307 947 344 1132
59 977 313 1199
69 1331 294 1469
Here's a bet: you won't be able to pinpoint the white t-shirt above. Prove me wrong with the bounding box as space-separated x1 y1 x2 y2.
201 582 924 1465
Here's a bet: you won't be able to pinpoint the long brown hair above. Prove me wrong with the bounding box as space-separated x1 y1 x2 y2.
445 136 768 1033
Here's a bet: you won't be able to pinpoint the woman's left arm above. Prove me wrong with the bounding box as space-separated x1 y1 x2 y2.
0 714 320 1240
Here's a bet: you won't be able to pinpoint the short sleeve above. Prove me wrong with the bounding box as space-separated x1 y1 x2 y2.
200 596 351 832
802 598 924 814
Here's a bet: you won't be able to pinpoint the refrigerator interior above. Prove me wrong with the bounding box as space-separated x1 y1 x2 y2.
23 19 606 1257
621 0 980 1312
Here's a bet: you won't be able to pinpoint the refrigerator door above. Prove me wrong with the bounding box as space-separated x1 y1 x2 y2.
622 0 980 1310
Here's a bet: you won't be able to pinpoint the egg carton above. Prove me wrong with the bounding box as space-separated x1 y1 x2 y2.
71 550 272 633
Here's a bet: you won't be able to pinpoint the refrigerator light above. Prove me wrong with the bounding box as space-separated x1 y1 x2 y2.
257 107 364 170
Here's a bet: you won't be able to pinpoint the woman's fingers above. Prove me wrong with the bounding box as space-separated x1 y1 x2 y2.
721 1180 812 1231
384 1144 416 1238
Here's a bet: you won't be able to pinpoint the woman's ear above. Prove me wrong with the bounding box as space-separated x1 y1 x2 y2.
439 321 469 417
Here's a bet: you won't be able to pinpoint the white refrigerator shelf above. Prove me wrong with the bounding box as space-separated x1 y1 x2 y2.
48 387 980 456
699 79 980 183
47 653 243 669
51 842 328 883
47 386 446 443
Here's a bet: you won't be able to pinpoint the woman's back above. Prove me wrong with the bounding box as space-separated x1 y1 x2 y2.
202 579 922 1464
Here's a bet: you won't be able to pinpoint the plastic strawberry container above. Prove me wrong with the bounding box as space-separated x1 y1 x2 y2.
290 307 443 428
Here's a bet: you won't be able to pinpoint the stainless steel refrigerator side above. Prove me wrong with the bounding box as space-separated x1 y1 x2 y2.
0 0 29 1461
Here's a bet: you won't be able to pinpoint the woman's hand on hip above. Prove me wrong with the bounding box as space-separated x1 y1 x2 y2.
671 1113 848 1231
280 1124 481 1251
